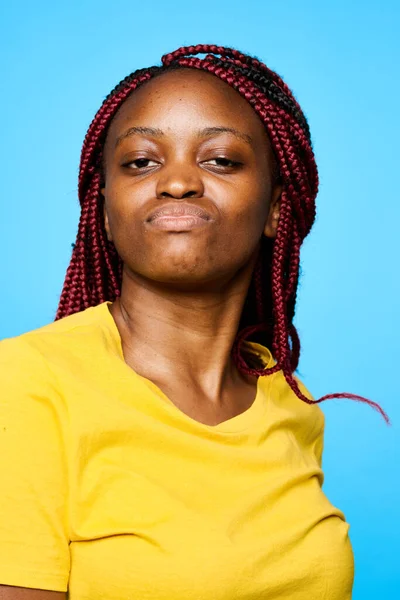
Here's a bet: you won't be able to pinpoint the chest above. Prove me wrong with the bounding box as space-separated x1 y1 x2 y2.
61 365 354 599
66 405 354 599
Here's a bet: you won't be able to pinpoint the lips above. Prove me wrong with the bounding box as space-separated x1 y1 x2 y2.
146 203 211 223
145 203 212 231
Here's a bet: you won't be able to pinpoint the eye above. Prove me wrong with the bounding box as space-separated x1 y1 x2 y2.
124 158 159 169
202 157 241 169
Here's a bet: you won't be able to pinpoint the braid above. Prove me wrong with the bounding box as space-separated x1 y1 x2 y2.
56 44 390 424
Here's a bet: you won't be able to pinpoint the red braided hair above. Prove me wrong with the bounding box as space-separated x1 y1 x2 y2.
56 44 390 424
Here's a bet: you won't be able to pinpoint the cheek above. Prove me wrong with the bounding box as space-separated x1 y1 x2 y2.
104 179 147 240
197 188 269 276
216 181 270 243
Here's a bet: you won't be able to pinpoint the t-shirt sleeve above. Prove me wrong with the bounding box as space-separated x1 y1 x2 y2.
0 336 70 592
293 373 325 469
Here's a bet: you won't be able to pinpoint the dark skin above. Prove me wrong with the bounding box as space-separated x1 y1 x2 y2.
102 69 282 427
0 69 281 599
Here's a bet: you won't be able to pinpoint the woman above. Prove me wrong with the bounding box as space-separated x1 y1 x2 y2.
0 44 389 599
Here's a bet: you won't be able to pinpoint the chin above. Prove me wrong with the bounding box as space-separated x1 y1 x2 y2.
123 247 240 291
148 268 215 289
124 262 227 292
148 249 214 280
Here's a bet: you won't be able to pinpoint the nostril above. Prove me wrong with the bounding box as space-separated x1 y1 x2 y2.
160 190 198 199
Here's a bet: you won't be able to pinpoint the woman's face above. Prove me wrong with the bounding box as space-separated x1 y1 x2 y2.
102 68 281 289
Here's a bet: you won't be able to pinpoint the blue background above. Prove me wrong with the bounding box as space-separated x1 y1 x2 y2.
1 1 398 596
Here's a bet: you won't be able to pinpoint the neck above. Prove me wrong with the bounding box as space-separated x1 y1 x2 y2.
110 264 256 399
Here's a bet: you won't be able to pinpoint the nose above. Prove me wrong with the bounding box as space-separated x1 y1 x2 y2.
156 162 204 199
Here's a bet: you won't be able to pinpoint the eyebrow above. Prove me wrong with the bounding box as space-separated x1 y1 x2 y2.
115 126 164 147
198 126 253 146
115 125 253 148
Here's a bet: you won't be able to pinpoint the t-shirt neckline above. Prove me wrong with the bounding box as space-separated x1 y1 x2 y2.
96 301 275 435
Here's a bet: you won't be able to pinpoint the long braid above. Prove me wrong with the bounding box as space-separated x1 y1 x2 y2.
56 44 390 424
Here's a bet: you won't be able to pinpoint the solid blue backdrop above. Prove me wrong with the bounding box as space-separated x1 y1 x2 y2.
1 1 398 597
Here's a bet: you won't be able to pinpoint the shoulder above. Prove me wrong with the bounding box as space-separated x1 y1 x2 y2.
272 369 325 445
0 302 110 363
0 303 113 393
244 339 324 423
246 341 325 436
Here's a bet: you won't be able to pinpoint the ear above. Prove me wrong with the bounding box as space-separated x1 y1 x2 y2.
101 188 113 242
263 183 282 239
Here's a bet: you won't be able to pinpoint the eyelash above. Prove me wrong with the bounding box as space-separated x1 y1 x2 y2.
123 157 242 170
206 158 241 168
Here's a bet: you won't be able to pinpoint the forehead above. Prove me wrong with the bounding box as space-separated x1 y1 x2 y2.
107 68 268 142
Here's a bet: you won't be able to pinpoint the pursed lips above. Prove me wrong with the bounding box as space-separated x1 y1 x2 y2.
145 203 212 232
146 203 211 222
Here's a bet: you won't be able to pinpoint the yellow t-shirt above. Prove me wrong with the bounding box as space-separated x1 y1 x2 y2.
0 302 354 599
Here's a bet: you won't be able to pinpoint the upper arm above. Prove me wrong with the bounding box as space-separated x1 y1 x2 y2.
0 585 66 599
0 338 70 592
